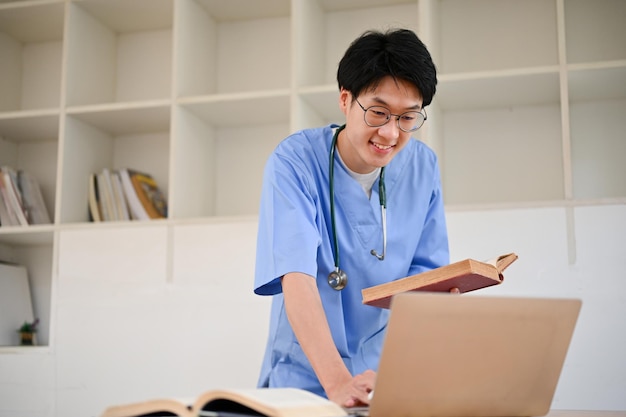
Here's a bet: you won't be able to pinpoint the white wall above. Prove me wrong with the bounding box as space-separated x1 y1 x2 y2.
447 204 626 410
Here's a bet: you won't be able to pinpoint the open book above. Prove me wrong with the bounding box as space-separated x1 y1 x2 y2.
362 253 518 309
100 387 347 417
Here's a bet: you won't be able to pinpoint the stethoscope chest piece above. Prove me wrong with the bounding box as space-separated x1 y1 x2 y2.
328 268 348 291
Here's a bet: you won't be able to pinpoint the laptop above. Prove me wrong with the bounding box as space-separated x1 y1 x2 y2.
363 292 582 417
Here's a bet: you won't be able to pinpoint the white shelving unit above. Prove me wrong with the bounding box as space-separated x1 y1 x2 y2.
428 0 626 205
0 0 625 352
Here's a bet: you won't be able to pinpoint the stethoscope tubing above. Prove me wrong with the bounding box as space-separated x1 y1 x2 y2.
328 125 386 290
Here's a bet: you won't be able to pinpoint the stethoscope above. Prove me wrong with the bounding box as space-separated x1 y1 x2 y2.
327 125 387 291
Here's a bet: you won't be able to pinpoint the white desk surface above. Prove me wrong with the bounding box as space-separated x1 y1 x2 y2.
547 411 626 417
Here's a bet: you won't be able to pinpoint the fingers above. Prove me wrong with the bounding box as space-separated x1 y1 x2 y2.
450 287 461 294
330 370 377 407
352 370 376 405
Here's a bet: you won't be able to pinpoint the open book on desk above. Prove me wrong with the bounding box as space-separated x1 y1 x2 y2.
362 253 518 309
100 387 347 417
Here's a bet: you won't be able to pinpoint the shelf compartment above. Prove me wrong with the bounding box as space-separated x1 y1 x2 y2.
436 0 558 74
570 100 626 200
214 123 289 216
564 0 626 65
175 0 291 98
169 105 215 219
172 102 289 218
59 107 170 224
568 64 626 200
65 0 173 107
296 86 343 129
0 113 58 225
436 69 561 111
0 237 53 347
440 103 565 205
0 1 64 112
293 0 419 88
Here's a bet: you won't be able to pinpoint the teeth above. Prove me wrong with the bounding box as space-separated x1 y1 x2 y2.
372 142 392 150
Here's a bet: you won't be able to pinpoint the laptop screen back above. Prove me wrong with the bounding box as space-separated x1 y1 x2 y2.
369 293 581 417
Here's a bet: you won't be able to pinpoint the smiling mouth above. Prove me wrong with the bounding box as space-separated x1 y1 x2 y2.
371 141 394 151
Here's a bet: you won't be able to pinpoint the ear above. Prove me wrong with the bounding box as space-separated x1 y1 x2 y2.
338 88 351 114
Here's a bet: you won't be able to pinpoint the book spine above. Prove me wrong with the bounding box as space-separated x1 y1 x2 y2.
88 173 102 222
96 173 113 221
111 171 130 221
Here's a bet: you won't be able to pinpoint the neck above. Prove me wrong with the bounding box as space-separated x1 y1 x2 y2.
335 127 378 175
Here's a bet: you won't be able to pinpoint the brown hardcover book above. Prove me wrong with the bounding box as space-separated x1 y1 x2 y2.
362 253 518 309
100 387 346 417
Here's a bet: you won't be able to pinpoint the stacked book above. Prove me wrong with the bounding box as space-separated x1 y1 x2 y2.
0 166 51 227
89 168 168 222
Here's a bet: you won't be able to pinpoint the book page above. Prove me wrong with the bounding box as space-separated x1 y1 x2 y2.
196 388 346 417
485 253 518 272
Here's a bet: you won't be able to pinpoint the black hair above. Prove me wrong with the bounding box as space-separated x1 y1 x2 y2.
337 28 437 107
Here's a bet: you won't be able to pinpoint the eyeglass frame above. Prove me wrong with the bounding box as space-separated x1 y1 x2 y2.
354 98 427 132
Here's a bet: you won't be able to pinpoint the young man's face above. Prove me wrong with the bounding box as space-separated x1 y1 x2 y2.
337 76 423 174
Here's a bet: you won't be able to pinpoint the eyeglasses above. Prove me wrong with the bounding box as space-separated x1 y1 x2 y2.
355 98 427 132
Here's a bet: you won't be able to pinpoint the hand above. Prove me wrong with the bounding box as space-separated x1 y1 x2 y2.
449 287 461 294
327 370 376 408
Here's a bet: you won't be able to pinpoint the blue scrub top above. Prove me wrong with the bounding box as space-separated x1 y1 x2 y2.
254 124 449 397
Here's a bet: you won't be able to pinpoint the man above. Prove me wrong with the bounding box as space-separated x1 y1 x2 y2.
254 28 449 407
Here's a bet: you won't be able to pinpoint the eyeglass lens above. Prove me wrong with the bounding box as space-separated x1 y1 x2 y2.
365 107 425 132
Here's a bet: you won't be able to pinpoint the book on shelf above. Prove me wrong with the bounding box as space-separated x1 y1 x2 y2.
100 387 346 417
0 166 29 226
110 171 130 221
362 253 519 309
90 168 167 222
119 168 167 220
130 170 167 219
96 171 115 221
0 167 52 226
0 176 20 226
88 173 102 222
17 170 51 225
118 168 149 220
